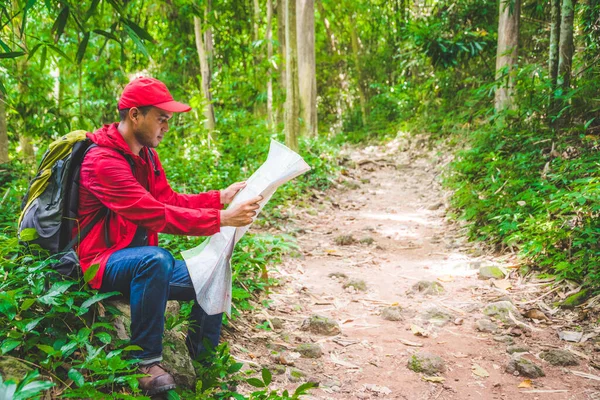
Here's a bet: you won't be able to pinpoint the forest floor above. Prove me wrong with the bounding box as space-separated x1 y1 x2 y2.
228 134 600 400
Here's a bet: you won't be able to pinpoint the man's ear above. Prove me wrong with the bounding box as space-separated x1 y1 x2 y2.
129 107 140 122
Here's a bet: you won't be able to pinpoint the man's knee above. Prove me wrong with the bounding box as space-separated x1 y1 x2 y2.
138 248 175 279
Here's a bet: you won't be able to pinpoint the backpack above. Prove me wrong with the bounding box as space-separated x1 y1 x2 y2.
18 130 158 278
18 130 104 278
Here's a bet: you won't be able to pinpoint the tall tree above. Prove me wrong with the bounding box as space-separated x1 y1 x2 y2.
0 92 8 164
296 0 318 136
558 0 576 92
266 0 274 128
349 13 368 126
494 0 521 112
285 0 300 151
548 0 561 116
194 15 216 135
277 0 287 124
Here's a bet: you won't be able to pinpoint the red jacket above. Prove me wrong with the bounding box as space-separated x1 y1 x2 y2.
75 123 222 289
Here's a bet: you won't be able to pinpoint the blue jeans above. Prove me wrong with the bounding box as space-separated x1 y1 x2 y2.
101 246 223 364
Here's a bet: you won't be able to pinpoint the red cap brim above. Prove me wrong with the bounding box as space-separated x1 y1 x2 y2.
153 100 192 113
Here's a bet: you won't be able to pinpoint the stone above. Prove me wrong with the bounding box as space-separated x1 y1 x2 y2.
420 306 453 327
475 318 499 333
483 301 521 325
301 315 341 336
506 354 545 378
561 289 590 309
506 345 530 354
271 364 287 375
407 352 446 375
478 266 506 280
343 279 367 292
296 343 323 359
381 306 404 321
0 358 32 380
540 349 579 366
411 280 445 296
271 317 284 330
289 368 307 383
493 335 515 345
334 235 356 246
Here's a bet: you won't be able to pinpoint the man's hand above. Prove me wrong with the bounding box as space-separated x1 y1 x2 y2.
220 181 247 205
220 196 262 227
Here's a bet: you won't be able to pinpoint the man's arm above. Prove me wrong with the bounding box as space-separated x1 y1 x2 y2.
83 151 220 236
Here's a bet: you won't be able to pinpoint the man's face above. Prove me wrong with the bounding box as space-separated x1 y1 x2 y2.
132 107 173 148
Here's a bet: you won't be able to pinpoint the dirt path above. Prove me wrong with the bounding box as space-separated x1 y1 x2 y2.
230 137 600 400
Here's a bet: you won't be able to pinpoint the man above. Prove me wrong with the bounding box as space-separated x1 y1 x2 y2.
75 77 261 395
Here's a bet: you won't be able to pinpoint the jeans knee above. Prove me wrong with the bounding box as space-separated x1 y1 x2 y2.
139 248 175 281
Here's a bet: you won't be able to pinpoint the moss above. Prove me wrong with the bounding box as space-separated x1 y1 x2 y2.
334 235 356 246
343 279 367 291
560 289 590 309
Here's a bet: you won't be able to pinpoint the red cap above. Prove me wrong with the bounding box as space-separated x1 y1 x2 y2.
118 77 192 112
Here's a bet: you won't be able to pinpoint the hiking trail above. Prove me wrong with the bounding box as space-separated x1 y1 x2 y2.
228 135 600 400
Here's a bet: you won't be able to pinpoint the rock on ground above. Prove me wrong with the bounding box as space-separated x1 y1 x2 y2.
381 306 404 321
407 352 446 375
506 345 530 354
506 354 545 378
475 318 499 333
540 349 579 366
483 301 521 325
478 266 506 280
301 315 341 336
419 306 453 327
296 343 323 358
410 280 445 296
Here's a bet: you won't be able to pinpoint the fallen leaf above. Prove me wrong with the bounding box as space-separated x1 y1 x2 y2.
518 379 532 388
330 352 360 369
492 280 512 290
399 338 423 347
437 276 454 282
364 384 392 395
472 363 489 378
452 352 469 358
410 324 430 337
422 376 445 383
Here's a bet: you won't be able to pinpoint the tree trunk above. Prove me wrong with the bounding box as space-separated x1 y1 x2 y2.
277 0 287 125
205 0 214 72
558 0 575 92
349 16 368 126
0 91 8 164
548 0 561 115
494 0 521 112
194 16 216 135
296 0 318 137
267 0 274 128
285 0 300 151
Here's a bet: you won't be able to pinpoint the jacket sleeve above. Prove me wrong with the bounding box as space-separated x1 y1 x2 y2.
151 149 224 210
82 151 221 236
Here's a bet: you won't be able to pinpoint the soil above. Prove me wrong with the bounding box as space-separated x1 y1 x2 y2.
227 136 600 400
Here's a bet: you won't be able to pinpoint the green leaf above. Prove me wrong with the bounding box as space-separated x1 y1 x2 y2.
0 39 11 53
84 0 101 21
24 317 43 332
38 281 76 305
80 291 119 310
95 332 112 344
47 44 72 63
40 46 47 70
36 344 56 355
83 263 100 283
121 18 155 42
18 228 39 242
51 5 70 43
1 339 21 354
123 25 150 59
165 390 181 400
246 378 265 388
26 43 43 60
227 362 243 374
68 368 85 387
292 381 316 396
122 345 143 352
20 298 35 312
261 368 272 386
14 380 55 400
76 32 90 64
93 29 119 42
0 51 26 59
0 294 17 320
0 380 17 400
